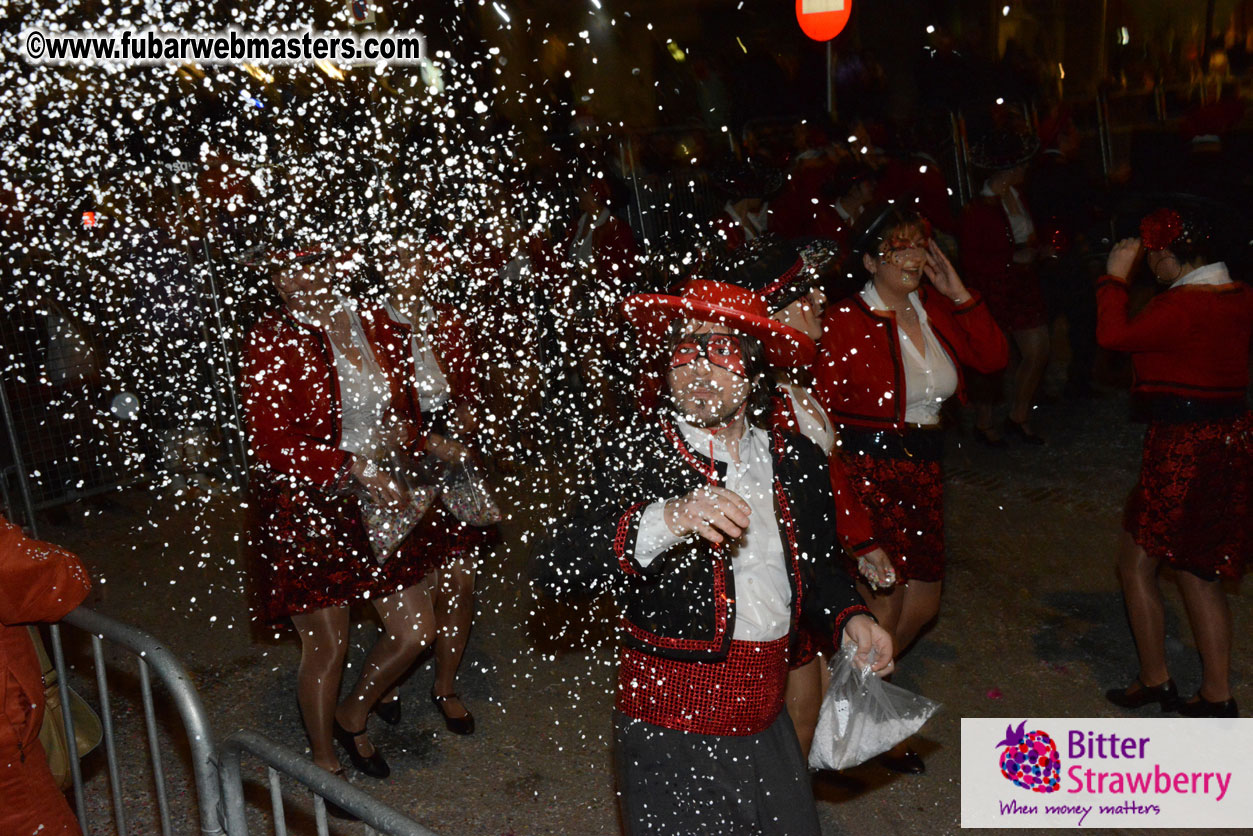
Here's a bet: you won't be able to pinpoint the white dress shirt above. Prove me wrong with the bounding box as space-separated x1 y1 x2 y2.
382 298 451 413
572 207 611 265
860 282 958 426
633 417 792 642
723 200 768 241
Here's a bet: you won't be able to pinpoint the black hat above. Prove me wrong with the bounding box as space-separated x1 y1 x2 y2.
969 126 1040 171
708 236 831 313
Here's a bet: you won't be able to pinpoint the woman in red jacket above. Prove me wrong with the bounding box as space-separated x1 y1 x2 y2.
1100 208 1253 718
0 516 90 836
812 208 1009 770
242 243 452 790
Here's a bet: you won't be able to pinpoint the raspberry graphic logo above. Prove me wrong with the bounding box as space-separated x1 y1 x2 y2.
996 720 1061 793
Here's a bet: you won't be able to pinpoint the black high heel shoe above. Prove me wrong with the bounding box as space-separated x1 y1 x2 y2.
1105 677 1179 711
1177 695 1238 718
375 697 401 726
332 719 390 778
431 690 475 735
1005 418 1046 445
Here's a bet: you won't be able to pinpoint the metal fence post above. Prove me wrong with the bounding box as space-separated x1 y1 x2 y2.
1096 89 1113 182
0 376 38 531
218 730 442 836
61 607 226 836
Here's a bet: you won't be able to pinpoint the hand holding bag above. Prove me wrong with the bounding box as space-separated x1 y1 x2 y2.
808 641 940 771
440 460 502 526
355 447 439 564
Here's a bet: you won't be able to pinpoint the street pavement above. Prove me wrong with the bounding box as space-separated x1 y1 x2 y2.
40 387 1251 836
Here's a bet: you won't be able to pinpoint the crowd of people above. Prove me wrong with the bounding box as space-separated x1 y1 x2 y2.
224 102 1251 833
3 91 1252 834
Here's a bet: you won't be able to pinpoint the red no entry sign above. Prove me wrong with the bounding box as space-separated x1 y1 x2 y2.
795 0 852 42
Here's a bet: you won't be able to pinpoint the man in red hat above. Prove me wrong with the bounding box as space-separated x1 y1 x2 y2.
532 280 893 835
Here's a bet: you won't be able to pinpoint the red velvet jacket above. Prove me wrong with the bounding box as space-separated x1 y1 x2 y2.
771 390 879 557
958 194 1028 291
812 287 1009 430
240 304 424 489
1096 274 1253 399
561 212 639 281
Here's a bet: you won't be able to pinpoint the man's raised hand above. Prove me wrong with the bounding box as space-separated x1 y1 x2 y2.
663 485 752 545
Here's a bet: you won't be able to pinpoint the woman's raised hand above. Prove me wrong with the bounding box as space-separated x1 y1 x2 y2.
923 241 971 304
1106 237 1142 280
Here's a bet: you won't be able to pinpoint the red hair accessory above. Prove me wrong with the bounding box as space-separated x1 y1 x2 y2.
1140 209 1183 251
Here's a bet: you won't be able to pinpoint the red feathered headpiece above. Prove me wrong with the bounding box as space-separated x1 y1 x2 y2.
1139 208 1184 251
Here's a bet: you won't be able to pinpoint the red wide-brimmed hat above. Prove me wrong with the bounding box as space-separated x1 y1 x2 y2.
621 280 816 368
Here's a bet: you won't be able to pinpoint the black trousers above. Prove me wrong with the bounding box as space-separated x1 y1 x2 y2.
613 709 821 836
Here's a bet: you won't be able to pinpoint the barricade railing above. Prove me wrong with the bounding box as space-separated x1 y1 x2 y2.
47 606 440 836
54 606 225 836
219 730 441 836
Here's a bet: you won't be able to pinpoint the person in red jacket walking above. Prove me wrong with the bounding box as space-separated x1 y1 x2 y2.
1100 208 1253 718
1 515 90 836
812 207 1009 771
241 242 441 796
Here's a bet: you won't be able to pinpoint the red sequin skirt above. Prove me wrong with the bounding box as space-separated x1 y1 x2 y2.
616 637 790 736
248 478 493 623
843 451 946 583
1123 414 1253 581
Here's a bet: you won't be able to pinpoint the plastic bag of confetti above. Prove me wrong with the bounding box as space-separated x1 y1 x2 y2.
359 486 438 564
809 642 940 771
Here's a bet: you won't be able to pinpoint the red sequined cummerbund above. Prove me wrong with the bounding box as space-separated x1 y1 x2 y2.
615 636 790 736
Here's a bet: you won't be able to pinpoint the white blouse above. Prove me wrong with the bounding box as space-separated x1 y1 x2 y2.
860 282 959 426
781 382 836 454
383 298 451 413
982 183 1035 246
294 297 391 458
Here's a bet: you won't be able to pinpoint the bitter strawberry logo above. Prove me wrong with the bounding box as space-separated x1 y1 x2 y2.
996 720 1061 793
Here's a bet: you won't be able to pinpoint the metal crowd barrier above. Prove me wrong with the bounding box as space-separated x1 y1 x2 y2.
51 607 223 836
219 730 440 836
47 606 438 836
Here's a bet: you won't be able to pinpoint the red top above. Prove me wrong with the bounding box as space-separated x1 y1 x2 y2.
240 304 424 489
1 516 90 751
958 195 1020 291
1096 274 1253 399
812 287 1009 430
770 391 879 557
